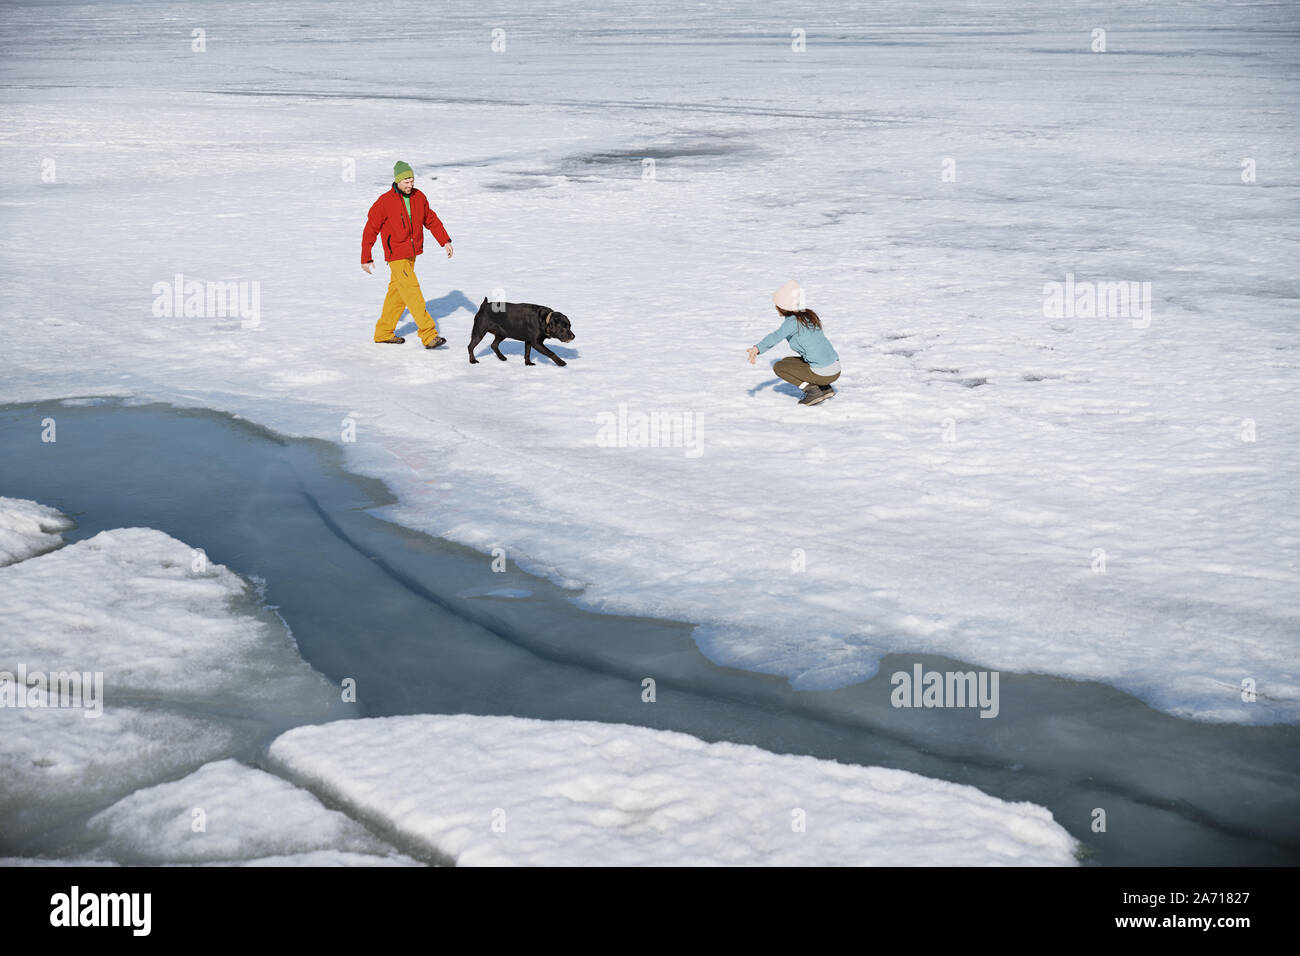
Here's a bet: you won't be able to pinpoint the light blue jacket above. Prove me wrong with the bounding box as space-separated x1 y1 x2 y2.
755 316 840 369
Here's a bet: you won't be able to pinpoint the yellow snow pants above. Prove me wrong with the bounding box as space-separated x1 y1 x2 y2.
374 257 440 346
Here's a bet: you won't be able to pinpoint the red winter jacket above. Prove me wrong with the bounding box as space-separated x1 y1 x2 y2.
362 185 451 264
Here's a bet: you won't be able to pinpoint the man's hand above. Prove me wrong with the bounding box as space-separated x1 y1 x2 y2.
362 262 373 274
746 346 759 365
445 242 454 259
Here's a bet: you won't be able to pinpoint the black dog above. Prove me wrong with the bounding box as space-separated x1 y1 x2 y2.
467 298 574 366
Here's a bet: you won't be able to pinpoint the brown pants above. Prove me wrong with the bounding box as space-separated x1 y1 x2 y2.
773 356 840 388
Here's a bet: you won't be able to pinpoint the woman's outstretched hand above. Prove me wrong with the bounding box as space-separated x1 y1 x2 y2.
746 346 759 365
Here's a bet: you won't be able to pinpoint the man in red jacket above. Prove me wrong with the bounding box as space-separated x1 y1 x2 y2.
362 160 454 348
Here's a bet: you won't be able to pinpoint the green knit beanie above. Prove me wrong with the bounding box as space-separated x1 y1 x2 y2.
393 160 414 183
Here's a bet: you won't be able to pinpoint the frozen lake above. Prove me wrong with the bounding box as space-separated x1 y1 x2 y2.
1 0 1298 864
3 0 1297 724
2 399 1297 864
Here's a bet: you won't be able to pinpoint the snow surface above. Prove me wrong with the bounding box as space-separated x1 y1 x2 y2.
0 496 73 566
81 759 420 866
268 714 1079 866
0 519 347 848
1 1 1297 723
0 526 334 699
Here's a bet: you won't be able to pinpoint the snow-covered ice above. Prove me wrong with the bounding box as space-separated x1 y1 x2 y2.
0 515 346 847
0 496 74 567
81 759 420 866
3 0 1294 723
0 497 417 862
268 714 1079 866
0 495 1077 865
0 525 336 702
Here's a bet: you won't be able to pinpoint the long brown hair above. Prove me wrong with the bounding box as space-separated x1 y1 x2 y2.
776 305 822 330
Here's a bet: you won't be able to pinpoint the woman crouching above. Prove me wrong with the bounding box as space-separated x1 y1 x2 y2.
746 280 841 406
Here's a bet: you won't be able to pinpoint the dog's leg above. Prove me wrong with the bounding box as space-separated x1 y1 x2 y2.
491 334 508 361
533 341 567 367
467 322 487 364
524 341 535 366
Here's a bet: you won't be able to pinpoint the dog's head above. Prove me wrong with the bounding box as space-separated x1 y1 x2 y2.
544 311 575 342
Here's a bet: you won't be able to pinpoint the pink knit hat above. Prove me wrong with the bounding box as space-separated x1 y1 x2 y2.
773 279 803 311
